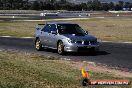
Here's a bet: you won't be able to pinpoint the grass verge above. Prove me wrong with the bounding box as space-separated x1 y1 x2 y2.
0 51 131 88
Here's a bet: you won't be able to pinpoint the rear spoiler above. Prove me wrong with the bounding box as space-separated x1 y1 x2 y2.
36 24 45 30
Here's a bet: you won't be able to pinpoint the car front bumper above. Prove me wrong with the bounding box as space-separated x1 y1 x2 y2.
64 43 99 52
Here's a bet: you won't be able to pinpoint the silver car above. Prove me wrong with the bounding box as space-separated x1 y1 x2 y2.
35 22 99 55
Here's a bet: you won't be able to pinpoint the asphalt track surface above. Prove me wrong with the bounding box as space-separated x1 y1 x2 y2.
0 37 132 71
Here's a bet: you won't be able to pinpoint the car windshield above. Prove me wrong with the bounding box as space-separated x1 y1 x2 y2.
57 24 86 36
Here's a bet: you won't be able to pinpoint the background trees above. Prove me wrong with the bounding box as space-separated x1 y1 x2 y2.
0 0 132 11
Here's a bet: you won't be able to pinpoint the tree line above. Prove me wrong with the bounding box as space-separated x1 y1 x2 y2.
0 0 132 11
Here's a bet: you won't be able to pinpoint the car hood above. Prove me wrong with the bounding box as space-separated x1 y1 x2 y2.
62 34 97 41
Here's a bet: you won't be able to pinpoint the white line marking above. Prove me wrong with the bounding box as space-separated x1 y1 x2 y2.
0 36 34 39
102 41 132 44
22 37 34 39
124 42 132 44
1 36 12 37
11 18 90 22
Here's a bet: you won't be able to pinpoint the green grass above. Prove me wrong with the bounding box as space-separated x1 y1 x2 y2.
0 51 131 88
0 18 132 42
0 51 80 88
0 21 35 37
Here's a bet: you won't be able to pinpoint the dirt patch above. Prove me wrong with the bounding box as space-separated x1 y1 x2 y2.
59 60 132 78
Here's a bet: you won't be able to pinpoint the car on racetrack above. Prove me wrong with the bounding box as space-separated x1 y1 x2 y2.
35 22 99 55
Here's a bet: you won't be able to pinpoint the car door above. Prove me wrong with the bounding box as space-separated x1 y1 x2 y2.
40 24 51 47
48 24 58 48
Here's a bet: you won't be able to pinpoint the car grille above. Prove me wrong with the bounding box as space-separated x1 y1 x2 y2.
76 41 82 44
84 41 89 45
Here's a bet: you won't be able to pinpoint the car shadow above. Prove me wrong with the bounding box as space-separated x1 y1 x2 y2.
41 48 110 56
64 51 110 56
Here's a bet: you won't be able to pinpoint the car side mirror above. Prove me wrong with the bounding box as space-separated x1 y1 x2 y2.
51 31 57 34
86 31 88 34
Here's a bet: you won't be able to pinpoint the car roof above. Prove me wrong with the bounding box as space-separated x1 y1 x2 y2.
47 22 76 25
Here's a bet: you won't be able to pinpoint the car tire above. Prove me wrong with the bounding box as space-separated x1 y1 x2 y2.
35 38 42 51
57 41 64 55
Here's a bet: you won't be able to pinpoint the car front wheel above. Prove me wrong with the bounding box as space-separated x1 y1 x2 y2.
57 41 64 55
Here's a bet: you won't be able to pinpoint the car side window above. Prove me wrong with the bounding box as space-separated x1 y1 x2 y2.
42 24 51 33
50 24 57 33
